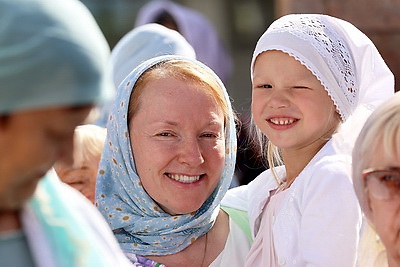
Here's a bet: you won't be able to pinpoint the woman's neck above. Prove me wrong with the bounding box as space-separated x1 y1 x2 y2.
388 255 400 267
0 210 21 232
147 209 229 267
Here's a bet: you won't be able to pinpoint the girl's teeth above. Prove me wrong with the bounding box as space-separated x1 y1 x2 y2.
167 174 201 183
270 118 295 125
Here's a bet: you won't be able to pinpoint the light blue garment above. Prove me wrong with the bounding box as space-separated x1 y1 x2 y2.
111 23 195 88
29 173 107 267
26 171 132 267
96 55 237 256
0 0 114 114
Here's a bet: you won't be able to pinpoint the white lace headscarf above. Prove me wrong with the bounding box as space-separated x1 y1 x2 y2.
251 14 394 156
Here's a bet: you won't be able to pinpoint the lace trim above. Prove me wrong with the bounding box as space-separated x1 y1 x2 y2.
268 15 357 118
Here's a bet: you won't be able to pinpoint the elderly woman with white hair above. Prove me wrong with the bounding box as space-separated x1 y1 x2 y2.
353 92 400 267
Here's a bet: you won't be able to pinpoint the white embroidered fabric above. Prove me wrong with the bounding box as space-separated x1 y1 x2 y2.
267 16 357 108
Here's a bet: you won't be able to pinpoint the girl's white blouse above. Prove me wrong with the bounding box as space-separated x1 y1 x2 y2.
222 139 362 266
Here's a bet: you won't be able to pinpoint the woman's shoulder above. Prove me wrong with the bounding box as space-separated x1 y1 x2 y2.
210 211 252 267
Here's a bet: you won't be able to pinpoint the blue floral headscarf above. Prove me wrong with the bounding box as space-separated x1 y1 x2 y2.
95 55 237 256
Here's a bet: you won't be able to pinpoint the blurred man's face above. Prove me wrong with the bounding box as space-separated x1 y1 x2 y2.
0 106 92 210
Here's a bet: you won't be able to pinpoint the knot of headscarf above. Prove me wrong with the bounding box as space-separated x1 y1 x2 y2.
95 55 236 256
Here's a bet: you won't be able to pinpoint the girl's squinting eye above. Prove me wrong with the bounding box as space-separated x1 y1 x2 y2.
293 86 311 90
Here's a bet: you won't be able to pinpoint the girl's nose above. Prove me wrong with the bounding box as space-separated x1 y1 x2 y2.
177 139 205 166
268 90 290 109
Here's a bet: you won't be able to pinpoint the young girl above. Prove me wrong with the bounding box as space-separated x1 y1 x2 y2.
222 14 394 266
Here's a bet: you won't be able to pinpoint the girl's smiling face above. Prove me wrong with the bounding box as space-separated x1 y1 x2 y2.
251 50 340 155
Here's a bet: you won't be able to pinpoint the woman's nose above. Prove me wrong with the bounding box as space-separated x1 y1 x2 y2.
177 139 205 166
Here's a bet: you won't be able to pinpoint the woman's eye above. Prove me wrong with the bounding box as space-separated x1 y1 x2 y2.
201 132 222 139
260 84 272 89
381 174 394 182
158 132 173 137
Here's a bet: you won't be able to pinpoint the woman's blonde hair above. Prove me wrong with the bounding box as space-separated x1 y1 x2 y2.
128 59 230 127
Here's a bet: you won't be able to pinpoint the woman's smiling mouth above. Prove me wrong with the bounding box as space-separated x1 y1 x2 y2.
166 173 204 183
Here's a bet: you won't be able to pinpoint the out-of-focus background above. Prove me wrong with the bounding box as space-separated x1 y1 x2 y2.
81 0 400 114
81 0 400 185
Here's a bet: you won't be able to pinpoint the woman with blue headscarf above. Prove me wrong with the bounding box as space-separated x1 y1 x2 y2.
0 0 131 266
96 55 251 266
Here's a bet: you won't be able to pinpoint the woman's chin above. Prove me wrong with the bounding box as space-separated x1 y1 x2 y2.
161 202 204 216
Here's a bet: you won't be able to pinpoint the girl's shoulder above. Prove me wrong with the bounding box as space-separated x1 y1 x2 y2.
302 140 351 178
291 141 353 194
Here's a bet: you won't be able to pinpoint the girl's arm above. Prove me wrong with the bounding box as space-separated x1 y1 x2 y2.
299 159 362 266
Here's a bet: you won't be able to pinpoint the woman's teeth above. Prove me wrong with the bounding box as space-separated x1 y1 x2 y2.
167 174 201 183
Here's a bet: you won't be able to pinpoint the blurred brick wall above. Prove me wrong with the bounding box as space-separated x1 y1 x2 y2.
275 0 400 91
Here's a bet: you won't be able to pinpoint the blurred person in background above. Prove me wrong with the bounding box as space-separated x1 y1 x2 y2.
0 0 132 266
54 124 107 204
135 0 232 85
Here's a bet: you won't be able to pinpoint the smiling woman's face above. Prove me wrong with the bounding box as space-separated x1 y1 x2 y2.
129 77 225 215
